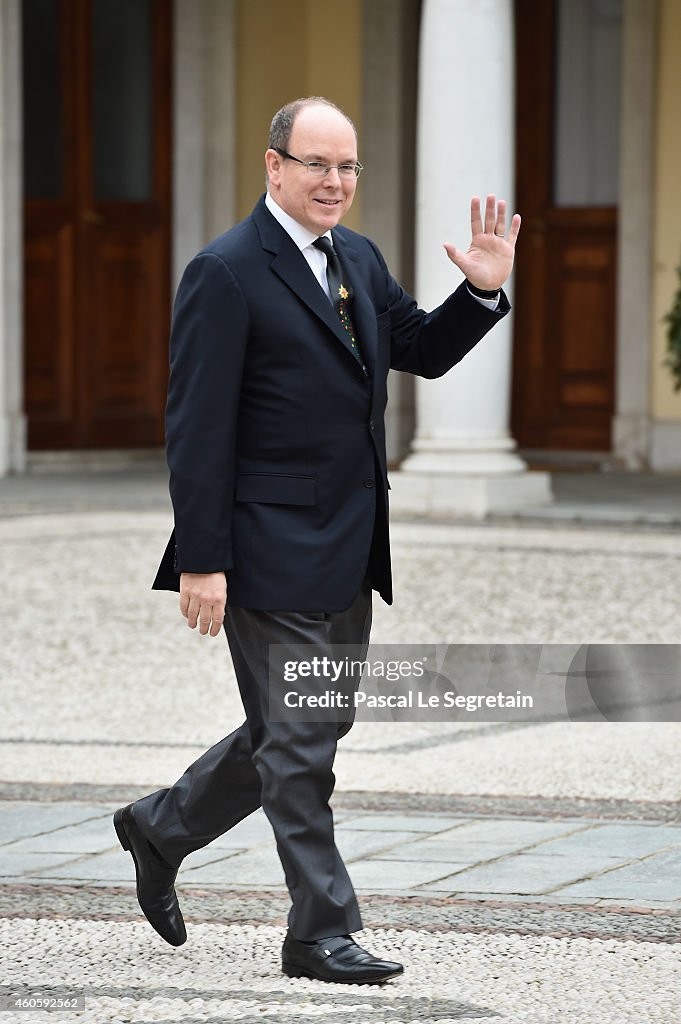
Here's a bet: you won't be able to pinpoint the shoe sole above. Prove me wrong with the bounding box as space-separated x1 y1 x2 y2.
282 960 403 984
113 808 186 948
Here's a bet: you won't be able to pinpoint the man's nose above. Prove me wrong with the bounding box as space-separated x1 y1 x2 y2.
323 166 342 187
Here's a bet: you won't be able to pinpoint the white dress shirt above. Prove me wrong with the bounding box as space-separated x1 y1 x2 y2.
264 191 499 310
265 192 333 300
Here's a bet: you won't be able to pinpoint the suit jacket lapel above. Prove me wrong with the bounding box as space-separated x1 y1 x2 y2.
253 197 359 361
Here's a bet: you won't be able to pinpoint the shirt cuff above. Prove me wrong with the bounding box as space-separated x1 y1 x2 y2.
466 284 500 311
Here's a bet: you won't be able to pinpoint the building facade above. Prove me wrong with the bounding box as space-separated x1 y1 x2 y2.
1 0 680 509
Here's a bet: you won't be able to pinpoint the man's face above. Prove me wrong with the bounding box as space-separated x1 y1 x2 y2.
265 105 358 235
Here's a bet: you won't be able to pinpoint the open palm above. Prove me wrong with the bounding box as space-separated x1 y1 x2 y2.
444 194 521 292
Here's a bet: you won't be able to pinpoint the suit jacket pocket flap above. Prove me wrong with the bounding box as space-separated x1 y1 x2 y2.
236 473 316 505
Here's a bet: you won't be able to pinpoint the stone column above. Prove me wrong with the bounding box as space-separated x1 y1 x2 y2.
0 0 26 475
391 0 551 516
613 0 657 469
361 0 420 466
173 0 236 289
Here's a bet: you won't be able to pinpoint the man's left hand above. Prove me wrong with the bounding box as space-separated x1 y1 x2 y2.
444 194 521 292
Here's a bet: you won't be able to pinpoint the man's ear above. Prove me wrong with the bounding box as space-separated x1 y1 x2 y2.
265 148 283 185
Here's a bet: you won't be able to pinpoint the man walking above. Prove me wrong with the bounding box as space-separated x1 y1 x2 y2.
114 96 519 984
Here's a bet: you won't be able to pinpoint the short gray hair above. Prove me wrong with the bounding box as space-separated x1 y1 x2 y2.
268 96 357 152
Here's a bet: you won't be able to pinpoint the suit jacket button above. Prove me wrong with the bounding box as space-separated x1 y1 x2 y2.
368 419 375 431
363 478 375 488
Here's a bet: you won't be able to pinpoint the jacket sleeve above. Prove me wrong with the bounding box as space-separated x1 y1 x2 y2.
165 252 249 574
366 238 510 379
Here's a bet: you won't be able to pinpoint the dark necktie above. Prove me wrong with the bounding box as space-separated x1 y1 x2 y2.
313 236 364 365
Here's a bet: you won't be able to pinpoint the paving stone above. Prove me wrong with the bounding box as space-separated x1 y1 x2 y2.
335 814 468 833
182 846 248 870
337 829 425 860
561 878 681 902
29 851 135 882
0 803 112 844
2 814 121 855
528 822 681 860
371 837 488 865
559 849 681 901
343 858 470 889
432 852 630 896
1 875 90 887
0 851 89 878
204 811 274 849
603 847 681 879
180 848 286 886
428 818 584 851
647 824 681 847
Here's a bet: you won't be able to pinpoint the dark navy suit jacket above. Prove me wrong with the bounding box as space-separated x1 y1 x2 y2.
152 195 510 610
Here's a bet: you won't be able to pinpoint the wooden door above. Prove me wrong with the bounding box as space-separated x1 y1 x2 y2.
23 0 171 449
511 0 620 451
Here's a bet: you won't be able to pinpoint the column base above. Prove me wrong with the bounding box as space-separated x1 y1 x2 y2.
0 411 26 476
649 421 681 471
389 467 553 518
612 413 650 470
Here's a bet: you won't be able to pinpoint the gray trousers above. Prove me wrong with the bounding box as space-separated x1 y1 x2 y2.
133 579 372 941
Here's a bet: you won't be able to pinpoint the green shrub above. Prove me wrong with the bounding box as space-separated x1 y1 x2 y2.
664 254 681 392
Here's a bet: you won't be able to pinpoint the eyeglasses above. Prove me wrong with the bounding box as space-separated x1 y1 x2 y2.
275 149 363 179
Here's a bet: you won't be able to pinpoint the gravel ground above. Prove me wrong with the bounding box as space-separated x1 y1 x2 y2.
2 512 680 798
2 509 681 1022
2 919 680 1024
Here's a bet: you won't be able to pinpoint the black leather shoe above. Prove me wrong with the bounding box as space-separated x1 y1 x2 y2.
282 931 403 984
113 803 186 947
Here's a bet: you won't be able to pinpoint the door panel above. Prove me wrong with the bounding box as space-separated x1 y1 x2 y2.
22 0 171 449
83 229 165 446
512 0 619 451
24 224 76 444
